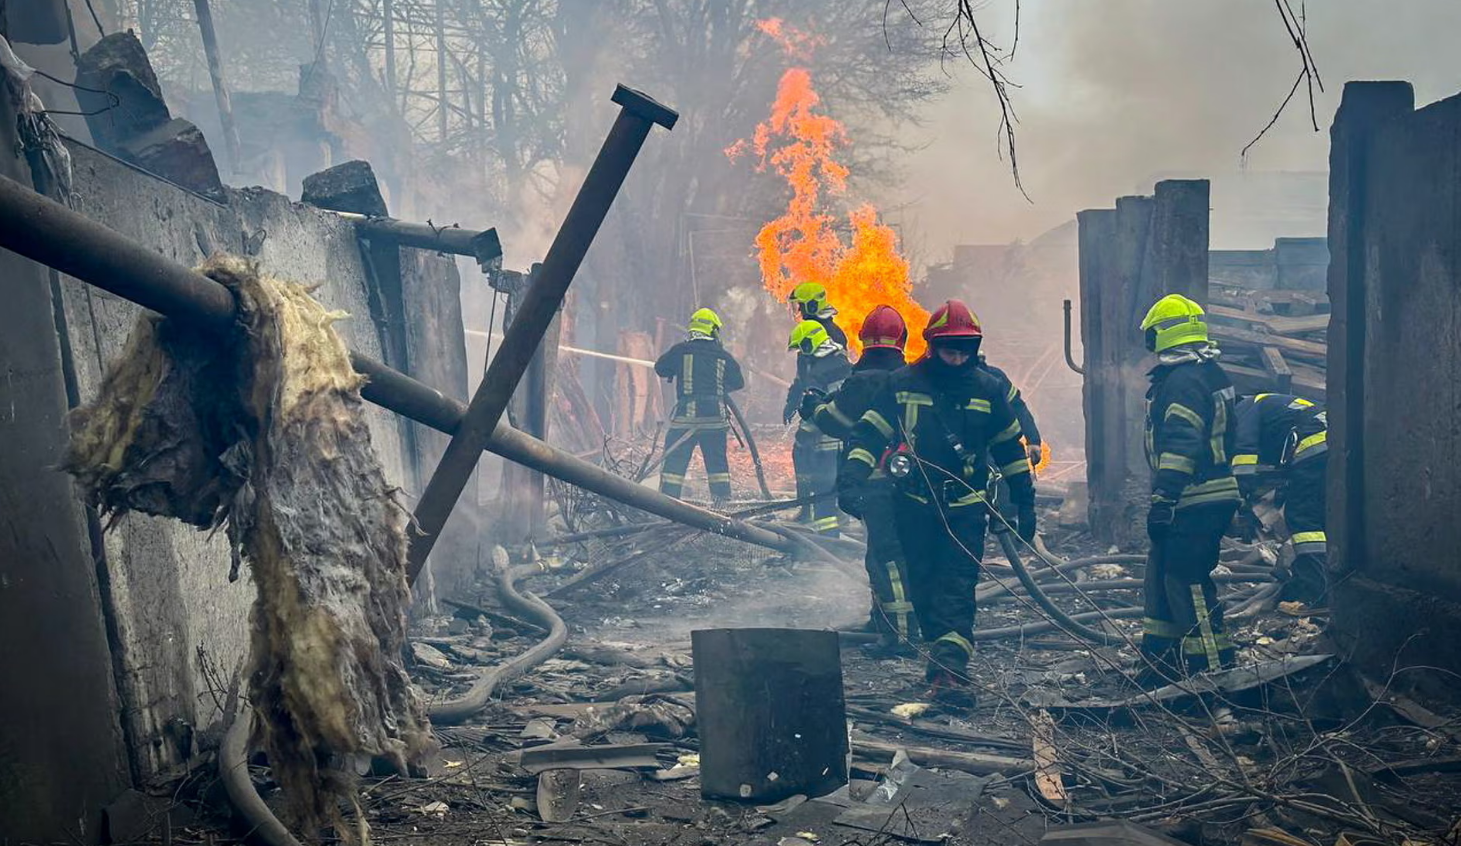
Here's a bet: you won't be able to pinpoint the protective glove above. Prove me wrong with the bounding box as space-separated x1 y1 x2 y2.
1026 442 1043 467
782 401 797 425
799 388 826 421
1016 502 1038 543
838 487 865 520
1147 497 1176 542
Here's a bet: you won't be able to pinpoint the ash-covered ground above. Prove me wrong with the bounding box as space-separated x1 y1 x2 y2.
153 501 1461 846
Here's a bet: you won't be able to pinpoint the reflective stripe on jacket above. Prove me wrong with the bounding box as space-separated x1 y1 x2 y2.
1145 358 1241 509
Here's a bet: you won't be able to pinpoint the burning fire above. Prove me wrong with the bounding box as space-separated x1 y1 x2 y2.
728 19 931 359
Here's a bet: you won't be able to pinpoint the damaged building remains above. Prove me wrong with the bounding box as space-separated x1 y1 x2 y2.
2 3 1460 846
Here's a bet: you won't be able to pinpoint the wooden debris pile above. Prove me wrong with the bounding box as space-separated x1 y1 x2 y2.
1207 283 1329 399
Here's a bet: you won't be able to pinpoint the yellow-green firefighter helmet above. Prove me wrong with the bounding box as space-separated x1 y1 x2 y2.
688 307 722 338
788 282 829 317
1140 294 1209 352
788 319 830 353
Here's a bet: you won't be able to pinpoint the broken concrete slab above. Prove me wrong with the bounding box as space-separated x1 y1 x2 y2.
117 118 226 201
75 32 171 151
301 160 389 217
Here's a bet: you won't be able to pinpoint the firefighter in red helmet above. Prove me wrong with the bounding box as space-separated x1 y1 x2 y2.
806 305 917 655
840 300 1036 703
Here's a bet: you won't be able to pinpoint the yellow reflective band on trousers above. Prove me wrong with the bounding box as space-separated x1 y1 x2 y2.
1144 617 1183 639
936 631 974 658
1190 584 1221 669
1183 631 1233 656
1291 531 1327 555
883 560 911 639
1158 453 1196 474
707 472 732 483
1232 454 1259 475
810 515 840 532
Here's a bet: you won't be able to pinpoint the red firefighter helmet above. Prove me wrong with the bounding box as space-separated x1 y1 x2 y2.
858 305 908 351
922 299 983 344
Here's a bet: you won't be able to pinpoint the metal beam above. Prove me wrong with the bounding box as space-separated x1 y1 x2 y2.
405 84 678 582
333 212 503 271
0 172 796 564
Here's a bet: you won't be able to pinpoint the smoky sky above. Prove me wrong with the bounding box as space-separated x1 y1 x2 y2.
876 0 1461 254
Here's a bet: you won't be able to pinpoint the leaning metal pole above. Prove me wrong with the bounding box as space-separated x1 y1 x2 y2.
405 85 678 583
0 172 796 561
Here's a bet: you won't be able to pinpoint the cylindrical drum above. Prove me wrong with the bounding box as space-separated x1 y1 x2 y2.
692 627 848 802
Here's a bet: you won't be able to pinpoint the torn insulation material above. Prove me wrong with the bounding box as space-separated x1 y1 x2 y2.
63 254 432 840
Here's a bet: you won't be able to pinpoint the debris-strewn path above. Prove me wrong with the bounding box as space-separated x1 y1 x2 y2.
149 508 1461 846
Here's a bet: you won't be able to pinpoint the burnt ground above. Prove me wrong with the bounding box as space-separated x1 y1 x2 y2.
138 503 1461 846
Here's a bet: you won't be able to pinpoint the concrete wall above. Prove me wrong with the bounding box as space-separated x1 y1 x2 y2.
1077 180 1211 548
1327 82 1461 699
52 141 469 782
0 70 130 843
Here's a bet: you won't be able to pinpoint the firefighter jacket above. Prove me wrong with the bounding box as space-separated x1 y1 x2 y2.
810 347 904 442
1232 393 1327 482
654 338 744 428
843 358 1034 509
811 311 848 347
1145 355 1241 510
979 358 1042 446
784 348 852 427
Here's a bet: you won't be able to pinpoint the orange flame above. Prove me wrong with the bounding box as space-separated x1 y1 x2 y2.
729 20 930 359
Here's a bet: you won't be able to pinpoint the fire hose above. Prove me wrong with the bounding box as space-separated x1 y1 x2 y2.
992 527 1122 645
725 395 774 499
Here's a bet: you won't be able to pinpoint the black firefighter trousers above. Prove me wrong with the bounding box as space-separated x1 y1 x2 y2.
793 427 841 535
660 424 731 501
893 493 987 682
862 484 917 643
1142 500 1239 675
1281 456 1328 605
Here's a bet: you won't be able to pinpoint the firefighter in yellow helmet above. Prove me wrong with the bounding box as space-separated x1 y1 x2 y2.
788 282 849 346
653 308 744 503
787 318 851 535
1138 294 1242 682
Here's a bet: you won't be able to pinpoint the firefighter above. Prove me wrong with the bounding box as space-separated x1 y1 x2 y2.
788 282 849 346
654 308 745 503
1139 294 1242 681
839 300 1036 701
786 319 852 535
979 353 1044 474
977 351 1043 536
1233 393 1329 607
807 305 917 654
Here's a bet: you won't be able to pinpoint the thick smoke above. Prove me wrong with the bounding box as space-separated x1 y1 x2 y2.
885 0 1461 253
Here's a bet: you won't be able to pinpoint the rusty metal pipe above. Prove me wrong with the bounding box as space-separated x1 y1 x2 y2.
0 172 797 562
1063 299 1084 375
334 212 503 271
405 85 678 582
